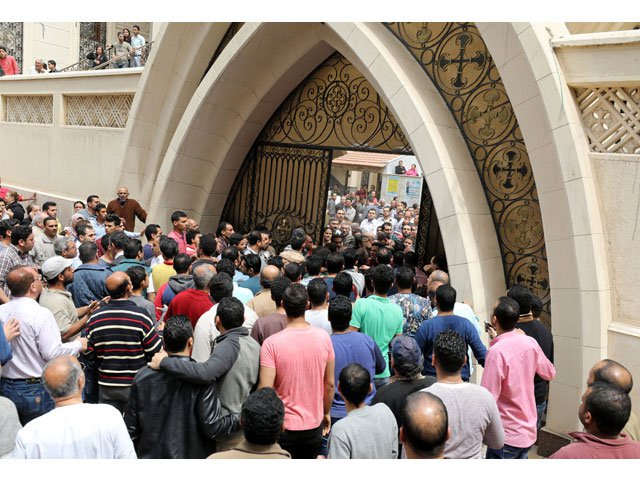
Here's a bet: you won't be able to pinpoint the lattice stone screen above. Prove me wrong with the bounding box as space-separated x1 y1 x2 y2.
574 87 640 154
65 94 134 128
5 95 53 124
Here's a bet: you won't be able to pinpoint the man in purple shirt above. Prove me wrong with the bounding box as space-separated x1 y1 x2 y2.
481 296 555 459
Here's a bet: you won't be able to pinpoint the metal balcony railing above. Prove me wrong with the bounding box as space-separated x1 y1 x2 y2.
59 41 154 73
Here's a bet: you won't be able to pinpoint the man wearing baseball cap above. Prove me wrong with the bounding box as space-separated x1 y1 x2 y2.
39 256 100 343
371 335 436 427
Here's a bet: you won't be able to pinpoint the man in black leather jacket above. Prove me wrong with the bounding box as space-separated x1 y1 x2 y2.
124 315 239 458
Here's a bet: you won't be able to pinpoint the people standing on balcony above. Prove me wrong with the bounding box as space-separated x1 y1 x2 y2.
110 32 132 69
0 46 20 75
30 59 47 75
406 164 419 176
91 46 108 69
395 160 407 175
47 60 58 73
130 25 146 67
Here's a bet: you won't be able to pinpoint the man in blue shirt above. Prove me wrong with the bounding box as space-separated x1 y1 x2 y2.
415 284 486 381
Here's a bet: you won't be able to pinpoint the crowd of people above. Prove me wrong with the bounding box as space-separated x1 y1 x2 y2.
0 25 146 76
0 181 639 460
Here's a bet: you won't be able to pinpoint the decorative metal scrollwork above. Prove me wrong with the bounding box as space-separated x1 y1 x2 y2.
262 52 411 154
386 22 551 324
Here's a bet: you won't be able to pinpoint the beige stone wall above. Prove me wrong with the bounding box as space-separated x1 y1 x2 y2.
22 22 79 72
0 69 141 227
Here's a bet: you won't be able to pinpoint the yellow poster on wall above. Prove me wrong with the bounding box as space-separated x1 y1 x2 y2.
387 176 399 195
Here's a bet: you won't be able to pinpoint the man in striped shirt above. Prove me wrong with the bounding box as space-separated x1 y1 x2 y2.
85 271 162 413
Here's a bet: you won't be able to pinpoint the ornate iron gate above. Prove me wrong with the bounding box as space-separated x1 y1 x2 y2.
79 22 106 68
222 143 333 251
415 178 444 266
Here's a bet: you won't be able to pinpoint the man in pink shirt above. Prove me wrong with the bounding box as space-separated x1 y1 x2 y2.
258 283 335 458
0 46 20 75
167 210 188 255
481 296 555 459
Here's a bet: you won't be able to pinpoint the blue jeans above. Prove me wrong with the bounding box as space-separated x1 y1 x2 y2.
0 378 54 425
536 400 547 430
486 444 531 459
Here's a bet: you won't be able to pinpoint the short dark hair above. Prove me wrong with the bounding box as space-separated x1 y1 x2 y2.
326 253 344 274
376 247 392 266
242 388 285 445
100 233 110 250
247 230 262 247
110 231 128 250
342 248 357 269
328 295 352 332
159 235 179 259
243 253 261 275
585 381 631 436
396 266 415 290
404 251 418 268
431 254 448 273
221 246 239 263
76 223 93 238
123 238 142 259
283 283 308 318
493 296 520 331
339 363 371 406
216 221 232 237
42 201 57 212
435 284 456 312
126 265 148 290
95 202 107 212
290 234 305 251
229 233 244 246
401 391 449 459
173 253 192 274
186 229 200 245
105 213 121 226
591 359 633 394
0 219 16 239
209 272 233 302
270 277 292 307
434 331 467 374
267 256 284 270
10 225 32 246
507 284 533 315
199 233 217 256
79 241 98 263
305 255 323 276
171 210 187 223
143 224 161 242
163 315 193 354
217 297 245 330
307 278 328 306
531 295 544 318
371 265 394 294
283 262 302 282
216 258 236 278
87 194 99 205
43 216 57 227
332 272 353 298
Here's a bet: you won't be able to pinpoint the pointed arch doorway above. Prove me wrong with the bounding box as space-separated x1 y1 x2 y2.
221 51 444 265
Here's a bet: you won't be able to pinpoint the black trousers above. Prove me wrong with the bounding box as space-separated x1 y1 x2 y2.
278 424 323 459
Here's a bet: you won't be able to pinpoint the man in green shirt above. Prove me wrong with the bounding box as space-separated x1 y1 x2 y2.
349 265 403 387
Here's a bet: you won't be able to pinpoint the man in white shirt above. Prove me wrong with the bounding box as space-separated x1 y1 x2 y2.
0 266 86 425
129 25 146 67
12 355 136 459
360 208 381 235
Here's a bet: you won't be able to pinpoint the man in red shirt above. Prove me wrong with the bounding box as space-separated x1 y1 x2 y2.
551 382 640 459
167 211 188 255
166 263 215 328
0 46 20 75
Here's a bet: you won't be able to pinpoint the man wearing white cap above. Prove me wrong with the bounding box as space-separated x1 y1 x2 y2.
39 256 100 343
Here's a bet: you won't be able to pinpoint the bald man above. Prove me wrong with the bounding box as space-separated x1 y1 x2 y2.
400 391 450 459
85 271 161 413
588 359 640 440
246 265 281 318
106 186 147 232
0 266 86 425
12 356 136 459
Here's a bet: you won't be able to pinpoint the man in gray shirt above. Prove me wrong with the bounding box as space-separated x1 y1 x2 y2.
423 330 504 458
328 363 398 459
